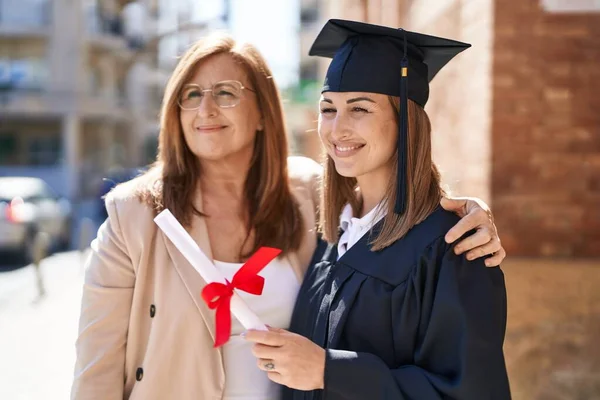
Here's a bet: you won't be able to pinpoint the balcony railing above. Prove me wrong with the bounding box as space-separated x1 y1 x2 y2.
0 87 132 120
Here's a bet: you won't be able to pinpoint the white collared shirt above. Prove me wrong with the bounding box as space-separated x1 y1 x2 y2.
337 202 386 260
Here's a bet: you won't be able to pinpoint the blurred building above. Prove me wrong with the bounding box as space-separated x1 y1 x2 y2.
285 0 324 160
0 0 161 212
318 0 600 257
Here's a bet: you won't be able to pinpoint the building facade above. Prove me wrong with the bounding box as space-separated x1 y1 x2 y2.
0 0 161 210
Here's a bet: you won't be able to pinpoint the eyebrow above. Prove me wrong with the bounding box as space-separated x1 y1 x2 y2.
320 96 377 104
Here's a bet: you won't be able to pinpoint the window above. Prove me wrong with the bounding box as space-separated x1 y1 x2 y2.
27 135 62 166
0 59 10 87
300 7 319 24
143 136 158 166
0 59 47 90
0 132 18 165
0 0 50 26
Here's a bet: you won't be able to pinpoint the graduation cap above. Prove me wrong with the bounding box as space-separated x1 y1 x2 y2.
309 19 471 214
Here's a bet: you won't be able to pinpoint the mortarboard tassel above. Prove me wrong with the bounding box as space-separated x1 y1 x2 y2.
394 30 409 215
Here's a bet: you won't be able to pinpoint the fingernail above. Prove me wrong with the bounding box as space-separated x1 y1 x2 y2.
240 331 247 338
467 254 474 260
454 247 462 254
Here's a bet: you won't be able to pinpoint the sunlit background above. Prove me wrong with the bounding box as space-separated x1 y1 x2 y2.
0 0 598 399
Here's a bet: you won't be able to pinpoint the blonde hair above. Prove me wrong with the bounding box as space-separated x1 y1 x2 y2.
138 33 304 258
320 98 444 250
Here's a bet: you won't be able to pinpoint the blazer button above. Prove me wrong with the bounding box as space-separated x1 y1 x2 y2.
136 367 144 381
150 304 156 318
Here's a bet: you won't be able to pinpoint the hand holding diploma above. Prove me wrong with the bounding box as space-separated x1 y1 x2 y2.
154 209 280 347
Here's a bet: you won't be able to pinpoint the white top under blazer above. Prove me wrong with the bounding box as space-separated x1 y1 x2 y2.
214 257 300 400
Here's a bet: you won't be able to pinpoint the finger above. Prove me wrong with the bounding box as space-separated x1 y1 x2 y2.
464 237 501 261
484 247 506 267
266 326 286 333
257 358 277 372
446 211 487 244
252 343 282 359
243 329 284 346
454 229 493 256
440 196 468 217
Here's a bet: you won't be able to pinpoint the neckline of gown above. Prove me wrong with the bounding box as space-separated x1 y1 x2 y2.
333 206 449 286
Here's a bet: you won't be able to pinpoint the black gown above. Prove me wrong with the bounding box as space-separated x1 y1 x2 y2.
283 207 511 400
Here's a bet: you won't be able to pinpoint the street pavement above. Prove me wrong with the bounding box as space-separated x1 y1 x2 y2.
0 250 88 400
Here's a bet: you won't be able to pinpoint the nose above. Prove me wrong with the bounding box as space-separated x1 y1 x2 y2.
330 114 351 141
195 93 219 118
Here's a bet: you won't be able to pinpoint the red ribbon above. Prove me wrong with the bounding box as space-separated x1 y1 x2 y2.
201 247 282 347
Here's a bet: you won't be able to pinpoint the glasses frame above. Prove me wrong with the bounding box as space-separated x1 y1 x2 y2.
177 80 256 110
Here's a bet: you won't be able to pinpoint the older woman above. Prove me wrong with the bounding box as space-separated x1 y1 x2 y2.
72 32 505 400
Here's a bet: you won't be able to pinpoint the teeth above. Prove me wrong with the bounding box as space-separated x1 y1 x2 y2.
335 145 362 152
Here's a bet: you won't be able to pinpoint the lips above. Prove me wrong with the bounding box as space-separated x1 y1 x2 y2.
335 144 364 152
332 142 366 158
195 125 227 133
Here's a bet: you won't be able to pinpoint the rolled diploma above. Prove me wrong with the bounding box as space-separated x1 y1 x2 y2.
154 209 268 332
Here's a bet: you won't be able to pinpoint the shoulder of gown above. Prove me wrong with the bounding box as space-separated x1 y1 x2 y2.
338 207 467 287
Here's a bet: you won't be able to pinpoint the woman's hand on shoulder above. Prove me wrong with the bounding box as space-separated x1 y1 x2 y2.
440 196 506 267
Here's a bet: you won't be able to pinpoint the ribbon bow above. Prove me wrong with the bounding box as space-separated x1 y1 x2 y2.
201 247 282 347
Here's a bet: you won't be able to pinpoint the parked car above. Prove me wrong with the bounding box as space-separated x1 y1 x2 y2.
0 177 72 262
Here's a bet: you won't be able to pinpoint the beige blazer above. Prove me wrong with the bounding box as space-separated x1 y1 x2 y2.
71 156 321 400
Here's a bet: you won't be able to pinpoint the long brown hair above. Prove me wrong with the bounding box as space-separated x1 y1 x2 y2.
138 34 304 258
320 98 444 250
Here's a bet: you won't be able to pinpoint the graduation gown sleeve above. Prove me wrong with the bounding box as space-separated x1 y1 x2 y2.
323 237 509 399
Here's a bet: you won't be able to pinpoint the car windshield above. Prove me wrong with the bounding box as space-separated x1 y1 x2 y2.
0 178 54 201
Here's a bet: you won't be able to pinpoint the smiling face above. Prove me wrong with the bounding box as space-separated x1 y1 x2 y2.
179 53 263 163
318 91 398 181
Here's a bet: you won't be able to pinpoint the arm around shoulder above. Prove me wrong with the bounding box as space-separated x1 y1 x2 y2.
71 193 136 399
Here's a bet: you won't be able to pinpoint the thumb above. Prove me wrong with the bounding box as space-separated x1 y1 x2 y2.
440 196 468 217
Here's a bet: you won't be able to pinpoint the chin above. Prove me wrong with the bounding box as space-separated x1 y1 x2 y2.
192 147 232 161
332 162 362 178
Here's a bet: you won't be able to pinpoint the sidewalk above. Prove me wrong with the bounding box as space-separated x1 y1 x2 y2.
0 251 87 400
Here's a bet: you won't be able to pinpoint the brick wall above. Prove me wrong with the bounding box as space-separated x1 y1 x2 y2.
400 0 494 204
492 1 600 256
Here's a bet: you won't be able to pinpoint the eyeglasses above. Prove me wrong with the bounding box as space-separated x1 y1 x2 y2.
178 80 256 110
